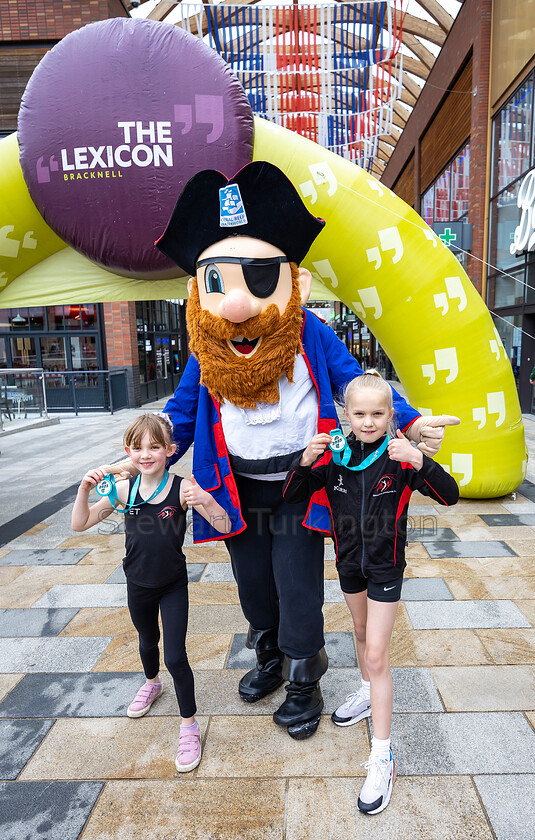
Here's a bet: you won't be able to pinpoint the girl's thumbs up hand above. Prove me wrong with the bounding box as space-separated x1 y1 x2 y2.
182 474 208 507
388 428 423 469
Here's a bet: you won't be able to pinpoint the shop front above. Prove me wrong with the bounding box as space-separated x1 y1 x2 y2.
487 69 535 413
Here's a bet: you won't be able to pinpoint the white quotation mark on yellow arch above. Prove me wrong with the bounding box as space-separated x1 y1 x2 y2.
299 162 338 205
421 347 458 385
490 327 506 361
0 226 38 259
366 227 404 270
472 392 506 429
352 287 382 320
312 259 339 289
433 276 467 316
438 453 473 486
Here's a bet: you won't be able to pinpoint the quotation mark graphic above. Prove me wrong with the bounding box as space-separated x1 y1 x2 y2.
438 453 473 486
352 287 382 320
472 392 506 429
0 226 37 259
300 163 338 205
489 327 506 361
312 259 339 289
433 276 467 315
421 347 458 385
174 95 224 143
36 155 59 184
366 227 403 270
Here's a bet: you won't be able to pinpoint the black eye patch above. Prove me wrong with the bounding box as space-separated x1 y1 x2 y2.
197 256 290 299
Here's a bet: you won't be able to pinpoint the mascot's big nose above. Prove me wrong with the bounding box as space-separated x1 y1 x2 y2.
218 289 262 322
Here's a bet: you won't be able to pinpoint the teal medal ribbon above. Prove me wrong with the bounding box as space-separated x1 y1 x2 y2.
95 471 169 511
329 429 390 471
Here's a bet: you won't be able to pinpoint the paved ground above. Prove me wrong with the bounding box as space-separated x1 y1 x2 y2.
0 404 534 840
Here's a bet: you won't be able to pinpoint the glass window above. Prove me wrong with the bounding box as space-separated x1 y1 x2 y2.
40 337 67 372
487 271 524 309
493 314 522 389
48 306 66 330
10 336 37 367
28 307 45 329
80 304 97 329
421 186 434 224
492 73 534 196
451 145 470 220
434 169 451 222
0 310 11 331
488 184 524 272
0 338 8 368
70 336 98 371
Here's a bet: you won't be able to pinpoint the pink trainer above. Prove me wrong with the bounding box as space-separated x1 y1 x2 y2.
127 681 163 718
175 723 202 772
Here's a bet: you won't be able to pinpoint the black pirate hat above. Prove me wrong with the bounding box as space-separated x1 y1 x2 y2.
156 160 325 276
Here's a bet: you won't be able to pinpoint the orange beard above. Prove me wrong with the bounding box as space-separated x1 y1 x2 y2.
186 266 304 408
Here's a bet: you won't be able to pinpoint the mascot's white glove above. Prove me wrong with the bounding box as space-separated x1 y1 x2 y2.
405 415 461 456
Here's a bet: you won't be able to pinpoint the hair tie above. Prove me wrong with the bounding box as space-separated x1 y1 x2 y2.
152 411 174 431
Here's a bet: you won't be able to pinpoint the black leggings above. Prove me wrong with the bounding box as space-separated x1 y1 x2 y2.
127 578 196 718
226 474 325 659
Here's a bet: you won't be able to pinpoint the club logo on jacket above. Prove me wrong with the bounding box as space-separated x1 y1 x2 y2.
333 474 347 494
158 506 178 520
372 474 397 496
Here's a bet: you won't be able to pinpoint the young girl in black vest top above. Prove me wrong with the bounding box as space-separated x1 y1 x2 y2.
283 372 459 814
72 412 230 772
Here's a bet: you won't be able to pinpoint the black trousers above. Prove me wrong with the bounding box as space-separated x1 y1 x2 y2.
226 475 325 659
127 578 196 718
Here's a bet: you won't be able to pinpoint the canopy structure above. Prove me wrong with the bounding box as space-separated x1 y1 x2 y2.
129 0 461 178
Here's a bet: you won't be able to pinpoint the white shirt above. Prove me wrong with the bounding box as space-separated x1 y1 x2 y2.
220 354 318 480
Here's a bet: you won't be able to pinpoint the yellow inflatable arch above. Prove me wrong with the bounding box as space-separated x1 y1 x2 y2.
0 123 526 498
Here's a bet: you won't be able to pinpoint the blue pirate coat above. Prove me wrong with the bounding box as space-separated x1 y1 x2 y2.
164 308 420 543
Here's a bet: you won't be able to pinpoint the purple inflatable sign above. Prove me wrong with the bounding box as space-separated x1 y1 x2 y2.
18 18 254 279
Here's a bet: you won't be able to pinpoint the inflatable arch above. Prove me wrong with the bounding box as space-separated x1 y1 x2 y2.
0 17 526 498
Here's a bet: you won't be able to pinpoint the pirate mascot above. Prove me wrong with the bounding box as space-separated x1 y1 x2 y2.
151 161 455 739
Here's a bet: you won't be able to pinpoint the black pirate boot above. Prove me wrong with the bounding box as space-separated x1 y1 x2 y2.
238 626 284 702
273 648 328 739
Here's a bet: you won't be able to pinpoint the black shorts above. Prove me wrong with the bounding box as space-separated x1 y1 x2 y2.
338 571 403 603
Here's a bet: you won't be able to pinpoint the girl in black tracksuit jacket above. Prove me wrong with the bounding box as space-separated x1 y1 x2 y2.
283 372 459 815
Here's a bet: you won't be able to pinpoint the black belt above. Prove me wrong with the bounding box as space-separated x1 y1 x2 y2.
229 449 304 476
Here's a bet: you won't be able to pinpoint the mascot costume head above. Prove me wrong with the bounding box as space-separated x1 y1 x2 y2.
156 160 324 408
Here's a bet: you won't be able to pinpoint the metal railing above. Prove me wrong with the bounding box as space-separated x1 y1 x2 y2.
0 368 129 428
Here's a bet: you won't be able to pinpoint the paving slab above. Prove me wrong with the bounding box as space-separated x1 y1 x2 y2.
0 780 103 840
0 719 55 779
323 579 345 603
200 562 235 582
409 527 459 542
405 600 530 629
20 715 210 780
480 513 535 526
503 501 535 513
226 632 358 669
0 549 91 566
0 608 79 637
0 637 112 673
321 667 443 714
401 578 453 600
0 672 150 718
81 779 286 840
285 777 494 840
32 583 128 608
391 711 535 774
475 628 535 664
474 775 535 840
431 665 535 711
424 540 517 558
196 715 369 778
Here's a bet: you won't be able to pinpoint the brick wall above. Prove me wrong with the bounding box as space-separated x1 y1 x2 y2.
102 300 140 407
0 0 128 41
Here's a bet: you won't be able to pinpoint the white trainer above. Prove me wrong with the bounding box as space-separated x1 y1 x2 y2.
331 688 372 727
358 751 396 815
